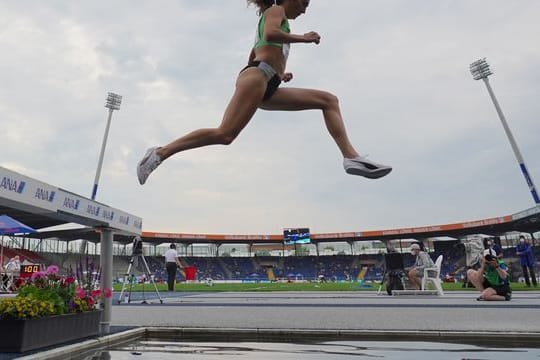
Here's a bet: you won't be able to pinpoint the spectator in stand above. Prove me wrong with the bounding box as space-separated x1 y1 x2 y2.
407 243 434 290
516 236 537 287
467 249 512 301
164 244 183 291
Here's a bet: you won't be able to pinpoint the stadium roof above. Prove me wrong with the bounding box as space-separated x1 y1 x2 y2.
136 205 540 245
26 205 540 246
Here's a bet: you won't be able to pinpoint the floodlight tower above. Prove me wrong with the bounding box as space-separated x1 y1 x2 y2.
470 58 539 204
91 92 122 200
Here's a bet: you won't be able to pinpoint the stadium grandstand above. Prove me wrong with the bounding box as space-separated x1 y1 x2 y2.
2 204 539 287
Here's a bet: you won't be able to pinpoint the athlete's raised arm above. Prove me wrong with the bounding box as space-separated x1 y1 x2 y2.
263 5 320 44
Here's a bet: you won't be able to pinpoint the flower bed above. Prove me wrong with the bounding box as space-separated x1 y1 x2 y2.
0 263 111 352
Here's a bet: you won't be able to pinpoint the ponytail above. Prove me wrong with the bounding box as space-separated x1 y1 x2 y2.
247 0 284 15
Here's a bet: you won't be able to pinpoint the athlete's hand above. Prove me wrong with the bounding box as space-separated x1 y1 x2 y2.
303 31 321 44
282 72 293 82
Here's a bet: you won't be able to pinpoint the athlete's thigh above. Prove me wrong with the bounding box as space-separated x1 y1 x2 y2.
259 87 330 111
219 70 266 132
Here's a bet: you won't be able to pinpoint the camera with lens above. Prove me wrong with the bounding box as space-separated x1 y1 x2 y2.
132 236 143 256
484 254 496 261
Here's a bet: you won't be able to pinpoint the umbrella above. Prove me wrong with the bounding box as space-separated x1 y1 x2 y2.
0 215 36 235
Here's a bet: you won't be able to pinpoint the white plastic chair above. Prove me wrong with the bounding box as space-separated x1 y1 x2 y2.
421 254 444 296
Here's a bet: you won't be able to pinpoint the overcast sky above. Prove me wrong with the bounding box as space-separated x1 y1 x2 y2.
1 1 539 235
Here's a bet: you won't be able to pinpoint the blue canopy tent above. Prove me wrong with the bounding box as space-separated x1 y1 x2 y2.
0 214 36 268
0 215 37 235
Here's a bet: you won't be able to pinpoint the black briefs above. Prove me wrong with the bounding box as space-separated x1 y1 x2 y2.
241 61 281 101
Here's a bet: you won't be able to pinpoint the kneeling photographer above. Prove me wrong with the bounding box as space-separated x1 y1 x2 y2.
467 249 512 301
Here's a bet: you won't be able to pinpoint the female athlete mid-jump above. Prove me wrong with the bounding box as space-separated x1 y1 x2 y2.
137 0 391 185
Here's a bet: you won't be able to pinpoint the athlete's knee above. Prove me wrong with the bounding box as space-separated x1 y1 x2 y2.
220 135 236 145
320 91 339 109
214 128 239 145
466 269 477 280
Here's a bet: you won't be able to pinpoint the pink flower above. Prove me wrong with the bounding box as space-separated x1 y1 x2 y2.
30 271 46 281
46 265 59 275
75 287 86 299
91 290 101 298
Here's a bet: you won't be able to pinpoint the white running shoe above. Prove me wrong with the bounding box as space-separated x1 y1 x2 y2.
137 147 162 185
343 155 392 179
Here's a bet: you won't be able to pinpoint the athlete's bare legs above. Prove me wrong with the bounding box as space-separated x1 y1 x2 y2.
158 68 266 161
260 87 358 159
137 79 391 184
261 87 391 179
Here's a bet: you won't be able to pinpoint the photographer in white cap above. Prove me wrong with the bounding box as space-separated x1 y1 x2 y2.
467 248 511 301
407 243 434 290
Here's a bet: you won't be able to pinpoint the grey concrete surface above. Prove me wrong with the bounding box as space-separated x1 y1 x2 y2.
6 291 539 359
111 291 540 333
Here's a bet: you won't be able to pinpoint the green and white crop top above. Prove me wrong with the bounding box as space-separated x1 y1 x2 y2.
254 11 291 60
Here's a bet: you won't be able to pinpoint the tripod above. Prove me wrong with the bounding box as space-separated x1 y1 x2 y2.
377 252 405 295
118 253 163 304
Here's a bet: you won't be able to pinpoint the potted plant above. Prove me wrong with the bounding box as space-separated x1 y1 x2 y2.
0 264 111 353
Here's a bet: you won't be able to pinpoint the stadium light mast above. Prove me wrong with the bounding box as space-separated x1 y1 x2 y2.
81 93 122 256
470 58 539 205
91 92 122 200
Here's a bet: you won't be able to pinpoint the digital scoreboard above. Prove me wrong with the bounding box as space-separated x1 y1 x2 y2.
283 228 310 245
19 264 42 278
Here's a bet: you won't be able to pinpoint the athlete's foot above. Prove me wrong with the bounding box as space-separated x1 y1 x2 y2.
343 155 392 179
137 147 162 185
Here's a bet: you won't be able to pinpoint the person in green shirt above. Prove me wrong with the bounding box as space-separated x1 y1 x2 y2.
467 249 511 301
